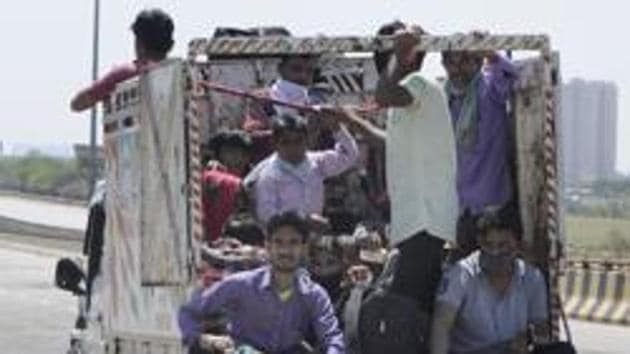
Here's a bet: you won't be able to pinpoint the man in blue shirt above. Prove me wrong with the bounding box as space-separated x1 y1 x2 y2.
430 205 550 354
179 211 345 354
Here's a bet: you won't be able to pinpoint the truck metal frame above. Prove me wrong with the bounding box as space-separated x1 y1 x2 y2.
84 33 562 354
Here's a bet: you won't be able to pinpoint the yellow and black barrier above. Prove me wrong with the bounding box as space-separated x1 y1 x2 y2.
561 260 630 325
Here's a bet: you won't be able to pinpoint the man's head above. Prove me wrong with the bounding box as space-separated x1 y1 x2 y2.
207 131 252 176
272 113 309 165
441 50 483 89
266 212 310 273
131 8 174 61
476 205 523 275
278 55 317 87
374 21 427 74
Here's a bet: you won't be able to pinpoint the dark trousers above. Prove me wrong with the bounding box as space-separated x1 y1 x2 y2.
390 231 445 315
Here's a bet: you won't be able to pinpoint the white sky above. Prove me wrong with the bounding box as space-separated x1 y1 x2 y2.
1 0 628 173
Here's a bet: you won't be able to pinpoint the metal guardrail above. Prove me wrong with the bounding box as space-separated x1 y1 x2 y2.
566 258 630 271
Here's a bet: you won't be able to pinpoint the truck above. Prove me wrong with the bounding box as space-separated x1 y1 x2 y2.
55 32 564 353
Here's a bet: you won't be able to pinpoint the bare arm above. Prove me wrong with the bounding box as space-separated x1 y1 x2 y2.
70 90 97 112
333 106 386 143
430 301 458 354
70 64 139 113
374 30 421 108
374 61 415 107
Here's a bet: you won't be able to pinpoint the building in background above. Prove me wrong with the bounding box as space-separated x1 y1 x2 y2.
561 79 618 185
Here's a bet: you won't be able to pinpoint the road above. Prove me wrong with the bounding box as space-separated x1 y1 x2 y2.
569 320 630 354
0 246 76 354
0 194 87 230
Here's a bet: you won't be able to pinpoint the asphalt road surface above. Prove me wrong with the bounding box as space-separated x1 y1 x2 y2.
0 246 76 354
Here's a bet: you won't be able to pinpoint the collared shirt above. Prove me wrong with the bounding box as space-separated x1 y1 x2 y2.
448 56 518 214
387 72 458 244
436 251 548 354
178 266 345 354
249 126 359 224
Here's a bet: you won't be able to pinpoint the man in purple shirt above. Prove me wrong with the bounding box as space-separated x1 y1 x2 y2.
245 112 358 229
178 211 346 354
441 46 518 255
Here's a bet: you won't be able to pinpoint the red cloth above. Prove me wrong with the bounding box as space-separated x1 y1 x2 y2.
201 169 242 242
87 60 155 102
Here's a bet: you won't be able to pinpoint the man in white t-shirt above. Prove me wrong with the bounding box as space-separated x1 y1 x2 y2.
334 21 458 317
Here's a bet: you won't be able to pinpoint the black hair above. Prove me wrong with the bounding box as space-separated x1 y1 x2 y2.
272 113 308 140
266 211 310 242
373 21 426 74
279 54 316 66
131 8 174 57
476 204 523 239
207 130 252 157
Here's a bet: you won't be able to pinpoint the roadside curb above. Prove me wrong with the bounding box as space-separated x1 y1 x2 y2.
0 215 83 241
0 239 81 259
0 189 87 207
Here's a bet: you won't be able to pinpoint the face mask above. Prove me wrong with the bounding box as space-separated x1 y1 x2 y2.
479 249 514 275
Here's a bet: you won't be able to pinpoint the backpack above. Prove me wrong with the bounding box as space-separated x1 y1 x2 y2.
343 250 430 354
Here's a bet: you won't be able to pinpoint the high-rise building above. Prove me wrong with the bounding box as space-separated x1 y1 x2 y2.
561 79 618 184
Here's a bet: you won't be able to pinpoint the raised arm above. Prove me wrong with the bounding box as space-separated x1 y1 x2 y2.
313 113 360 178
70 64 138 112
374 30 421 108
331 106 386 143
483 53 518 103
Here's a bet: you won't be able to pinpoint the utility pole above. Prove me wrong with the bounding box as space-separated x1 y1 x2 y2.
89 0 100 196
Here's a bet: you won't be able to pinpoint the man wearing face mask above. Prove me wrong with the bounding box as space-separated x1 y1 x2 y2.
429 205 550 354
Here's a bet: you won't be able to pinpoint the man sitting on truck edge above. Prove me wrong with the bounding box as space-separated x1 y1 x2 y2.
178 211 346 354
70 8 174 112
429 204 550 354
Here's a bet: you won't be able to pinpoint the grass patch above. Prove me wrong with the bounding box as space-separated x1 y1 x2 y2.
565 215 630 259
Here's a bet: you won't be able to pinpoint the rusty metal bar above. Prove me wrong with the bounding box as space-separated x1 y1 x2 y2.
188 34 549 58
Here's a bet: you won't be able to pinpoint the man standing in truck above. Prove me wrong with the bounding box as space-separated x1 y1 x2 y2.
334 22 458 318
441 42 518 257
70 8 175 112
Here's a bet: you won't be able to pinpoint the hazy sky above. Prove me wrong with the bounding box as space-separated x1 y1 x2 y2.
1 1 628 173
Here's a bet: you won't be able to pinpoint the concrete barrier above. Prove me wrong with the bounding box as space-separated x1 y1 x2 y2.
561 266 630 325
0 215 83 241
